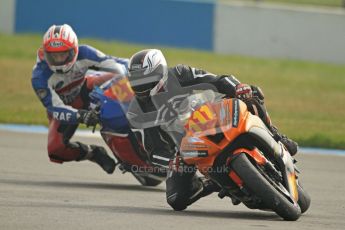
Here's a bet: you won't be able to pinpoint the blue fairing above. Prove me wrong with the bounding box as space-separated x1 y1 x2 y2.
101 100 130 133
90 87 130 133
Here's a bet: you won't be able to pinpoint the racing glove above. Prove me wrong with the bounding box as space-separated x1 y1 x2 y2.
235 83 253 100
77 109 99 127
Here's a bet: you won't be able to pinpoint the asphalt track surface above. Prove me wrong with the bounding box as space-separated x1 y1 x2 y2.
1 130 344 230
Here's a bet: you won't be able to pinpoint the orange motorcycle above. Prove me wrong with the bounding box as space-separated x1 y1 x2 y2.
167 90 310 221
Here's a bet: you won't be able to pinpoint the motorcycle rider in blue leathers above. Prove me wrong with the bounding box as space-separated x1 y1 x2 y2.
31 24 128 173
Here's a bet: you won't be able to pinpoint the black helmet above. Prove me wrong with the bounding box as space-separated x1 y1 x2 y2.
128 49 168 99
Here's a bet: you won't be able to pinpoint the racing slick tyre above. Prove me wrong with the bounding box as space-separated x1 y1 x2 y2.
230 153 301 221
297 182 311 213
132 173 164 187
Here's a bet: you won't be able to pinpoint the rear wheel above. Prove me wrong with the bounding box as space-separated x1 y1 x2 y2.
231 153 301 221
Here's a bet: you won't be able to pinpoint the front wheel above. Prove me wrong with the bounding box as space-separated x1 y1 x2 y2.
132 173 164 187
297 182 311 213
230 153 301 221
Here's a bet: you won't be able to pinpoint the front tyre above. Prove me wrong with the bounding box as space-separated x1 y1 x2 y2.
231 153 301 221
132 173 164 187
297 182 311 213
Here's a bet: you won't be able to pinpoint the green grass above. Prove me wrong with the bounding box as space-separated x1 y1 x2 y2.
0 33 345 149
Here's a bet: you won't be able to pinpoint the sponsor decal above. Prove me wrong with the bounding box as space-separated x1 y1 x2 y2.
181 150 208 158
49 41 64 48
232 99 240 128
197 150 208 157
53 112 72 121
182 143 209 149
35 89 48 99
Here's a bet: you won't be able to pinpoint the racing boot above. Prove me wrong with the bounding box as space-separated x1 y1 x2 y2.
89 145 116 174
270 126 298 156
166 164 216 211
183 177 220 206
74 142 116 174
200 177 221 197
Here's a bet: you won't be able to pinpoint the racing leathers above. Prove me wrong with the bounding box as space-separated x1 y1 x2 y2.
31 45 128 173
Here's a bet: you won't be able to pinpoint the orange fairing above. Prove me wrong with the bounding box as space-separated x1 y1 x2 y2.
180 98 253 172
184 103 217 134
229 148 267 188
104 77 135 102
288 173 299 202
85 73 115 90
183 98 250 143
180 136 221 172
233 148 267 166
229 170 243 187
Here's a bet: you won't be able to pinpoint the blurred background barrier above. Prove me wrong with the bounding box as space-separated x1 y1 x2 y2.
0 0 344 63
4 0 214 50
0 0 15 34
1 0 344 149
214 2 345 64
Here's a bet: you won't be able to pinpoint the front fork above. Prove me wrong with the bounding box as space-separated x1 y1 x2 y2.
275 143 299 203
